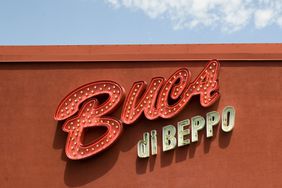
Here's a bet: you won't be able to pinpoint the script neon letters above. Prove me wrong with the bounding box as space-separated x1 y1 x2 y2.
54 60 221 160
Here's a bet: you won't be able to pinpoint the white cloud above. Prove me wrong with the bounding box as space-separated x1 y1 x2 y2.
105 0 282 32
255 9 273 28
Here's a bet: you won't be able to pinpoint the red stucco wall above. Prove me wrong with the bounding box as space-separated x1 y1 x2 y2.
0 44 281 187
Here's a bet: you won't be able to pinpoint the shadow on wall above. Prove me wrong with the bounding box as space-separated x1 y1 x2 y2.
53 120 121 187
135 99 233 174
52 96 233 187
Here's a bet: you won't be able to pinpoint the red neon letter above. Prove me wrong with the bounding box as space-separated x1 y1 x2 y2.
121 78 164 124
54 81 124 160
157 68 191 118
157 60 220 118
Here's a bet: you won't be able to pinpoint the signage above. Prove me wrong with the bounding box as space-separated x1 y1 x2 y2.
54 59 235 160
137 106 235 158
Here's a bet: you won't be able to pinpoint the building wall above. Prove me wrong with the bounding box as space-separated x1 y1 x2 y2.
0 44 281 187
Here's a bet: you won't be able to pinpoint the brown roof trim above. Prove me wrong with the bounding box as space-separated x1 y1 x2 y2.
0 43 282 62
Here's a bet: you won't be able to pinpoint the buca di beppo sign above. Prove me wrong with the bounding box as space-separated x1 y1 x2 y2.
54 59 235 160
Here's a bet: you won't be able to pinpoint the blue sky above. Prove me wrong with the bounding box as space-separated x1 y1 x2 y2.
0 0 282 45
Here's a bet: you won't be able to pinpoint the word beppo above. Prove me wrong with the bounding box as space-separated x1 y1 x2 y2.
137 106 235 158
